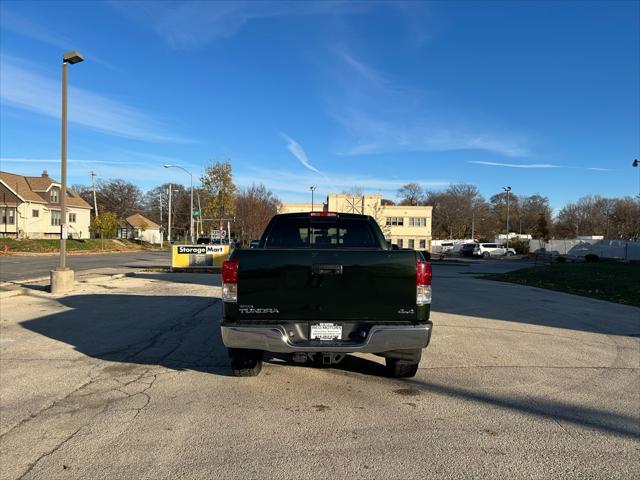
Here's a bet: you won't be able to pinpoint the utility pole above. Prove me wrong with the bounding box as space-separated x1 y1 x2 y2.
159 190 163 247
89 171 98 217
503 186 512 249
633 159 639 198
167 184 172 244
197 190 203 236
471 210 475 240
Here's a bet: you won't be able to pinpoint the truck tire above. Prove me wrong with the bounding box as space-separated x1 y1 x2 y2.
228 348 263 377
482 251 490 259
385 358 419 378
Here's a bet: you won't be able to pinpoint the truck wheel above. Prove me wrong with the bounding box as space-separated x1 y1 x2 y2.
229 348 263 377
385 359 419 378
482 251 490 259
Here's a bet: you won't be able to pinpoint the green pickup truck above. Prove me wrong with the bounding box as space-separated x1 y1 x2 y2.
221 212 433 377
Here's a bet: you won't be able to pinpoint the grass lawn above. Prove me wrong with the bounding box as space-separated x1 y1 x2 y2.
0 238 164 253
481 261 640 307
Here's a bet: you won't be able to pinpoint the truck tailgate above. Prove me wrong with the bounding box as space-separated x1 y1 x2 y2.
234 249 417 321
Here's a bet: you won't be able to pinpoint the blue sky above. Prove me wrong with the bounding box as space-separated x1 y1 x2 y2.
1 0 638 209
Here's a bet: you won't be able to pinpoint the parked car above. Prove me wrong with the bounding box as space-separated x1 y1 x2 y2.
474 243 516 258
461 243 477 257
249 240 260 249
221 212 433 378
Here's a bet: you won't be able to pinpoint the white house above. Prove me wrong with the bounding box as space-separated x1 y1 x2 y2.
0 170 91 239
118 213 162 244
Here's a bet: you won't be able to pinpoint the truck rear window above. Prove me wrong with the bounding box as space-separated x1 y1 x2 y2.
264 217 381 249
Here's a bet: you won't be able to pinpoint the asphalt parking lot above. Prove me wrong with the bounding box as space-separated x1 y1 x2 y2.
1 260 638 479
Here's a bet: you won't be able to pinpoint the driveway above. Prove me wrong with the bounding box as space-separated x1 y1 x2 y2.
0 261 638 479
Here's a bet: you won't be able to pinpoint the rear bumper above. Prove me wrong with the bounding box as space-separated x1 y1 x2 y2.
221 324 432 353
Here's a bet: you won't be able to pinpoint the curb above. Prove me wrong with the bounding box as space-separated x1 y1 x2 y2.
0 287 29 299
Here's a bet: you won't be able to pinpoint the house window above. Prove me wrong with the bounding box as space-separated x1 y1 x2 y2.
50 189 59 203
419 239 426 249
69 213 76 223
51 211 61 226
409 217 426 227
386 217 404 226
1 207 16 224
397 239 404 248
32 209 40 218
408 239 415 249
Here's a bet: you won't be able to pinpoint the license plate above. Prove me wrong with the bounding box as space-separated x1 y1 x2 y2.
310 323 342 341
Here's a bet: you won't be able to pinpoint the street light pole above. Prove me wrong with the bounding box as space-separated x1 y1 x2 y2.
164 164 194 243
503 186 511 249
51 51 84 294
633 159 639 198
310 185 316 212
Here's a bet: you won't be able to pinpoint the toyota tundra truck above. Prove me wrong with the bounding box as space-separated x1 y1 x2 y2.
220 212 433 377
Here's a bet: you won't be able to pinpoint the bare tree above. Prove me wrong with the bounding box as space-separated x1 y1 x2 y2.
398 183 423 206
234 184 280 245
426 183 489 239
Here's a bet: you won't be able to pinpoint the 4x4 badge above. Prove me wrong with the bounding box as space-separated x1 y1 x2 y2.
397 308 415 314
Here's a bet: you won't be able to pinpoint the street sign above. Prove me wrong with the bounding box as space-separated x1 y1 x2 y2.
192 210 201 215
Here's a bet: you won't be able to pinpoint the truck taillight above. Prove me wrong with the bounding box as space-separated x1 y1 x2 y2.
416 260 432 306
309 212 338 217
416 261 432 286
222 259 238 303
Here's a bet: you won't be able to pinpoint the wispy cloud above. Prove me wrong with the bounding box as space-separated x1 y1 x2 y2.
0 8 120 71
281 133 322 174
469 161 560 168
0 55 193 144
235 165 448 199
586 167 613 172
327 52 529 158
1 157 140 165
111 0 368 49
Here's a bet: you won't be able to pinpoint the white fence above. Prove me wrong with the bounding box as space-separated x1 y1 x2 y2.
529 239 640 261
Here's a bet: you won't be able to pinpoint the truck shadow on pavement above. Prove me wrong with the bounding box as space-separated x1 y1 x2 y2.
20 294 234 376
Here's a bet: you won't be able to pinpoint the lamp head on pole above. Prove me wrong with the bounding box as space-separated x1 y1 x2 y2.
502 186 511 192
633 159 639 167
163 164 173 169
63 51 84 64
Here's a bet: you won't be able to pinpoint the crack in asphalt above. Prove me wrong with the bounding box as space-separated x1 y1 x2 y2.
6 299 220 479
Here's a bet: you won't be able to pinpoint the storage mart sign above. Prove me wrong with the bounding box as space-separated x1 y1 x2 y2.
171 245 230 268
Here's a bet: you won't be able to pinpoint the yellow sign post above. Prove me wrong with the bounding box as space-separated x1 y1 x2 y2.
171 244 230 269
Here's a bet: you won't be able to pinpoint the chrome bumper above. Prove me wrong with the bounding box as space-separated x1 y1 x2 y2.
221 324 431 353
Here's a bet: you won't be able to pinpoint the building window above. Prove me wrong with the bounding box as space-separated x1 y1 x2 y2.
51 211 61 226
409 217 426 227
32 209 39 218
1 207 16 224
69 213 76 223
419 239 426 249
408 239 415 249
386 217 404 226
50 189 59 203
397 239 404 248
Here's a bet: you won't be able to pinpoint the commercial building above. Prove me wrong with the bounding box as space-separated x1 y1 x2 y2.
279 193 432 250
0 170 91 239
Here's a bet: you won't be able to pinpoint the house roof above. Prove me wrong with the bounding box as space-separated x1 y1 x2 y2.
0 171 47 203
0 171 92 209
126 213 160 229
